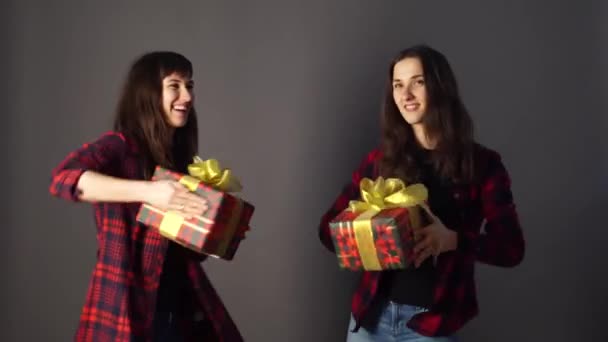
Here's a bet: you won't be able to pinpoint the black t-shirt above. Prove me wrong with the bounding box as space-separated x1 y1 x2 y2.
154 165 192 315
377 148 457 307
155 241 190 314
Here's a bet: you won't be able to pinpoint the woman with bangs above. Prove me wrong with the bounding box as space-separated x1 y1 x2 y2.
50 51 242 341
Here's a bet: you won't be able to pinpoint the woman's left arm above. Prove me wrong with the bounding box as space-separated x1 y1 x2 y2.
470 152 525 267
414 151 525 268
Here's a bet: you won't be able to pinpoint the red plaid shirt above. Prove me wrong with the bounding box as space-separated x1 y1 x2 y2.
318 145 525 337
49 131 243 342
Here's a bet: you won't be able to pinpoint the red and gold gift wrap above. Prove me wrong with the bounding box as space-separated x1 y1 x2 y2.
136 157 254 260
329 177 429 271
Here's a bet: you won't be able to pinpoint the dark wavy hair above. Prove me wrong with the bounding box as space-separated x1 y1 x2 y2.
113 51 198 179
379 45 475 184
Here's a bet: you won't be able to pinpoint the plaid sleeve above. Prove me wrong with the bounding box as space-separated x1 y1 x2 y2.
318 149 380 252
49 131 128 202
463 151 525 267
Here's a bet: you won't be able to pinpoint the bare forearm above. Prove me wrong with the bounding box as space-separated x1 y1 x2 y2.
76 171 151 203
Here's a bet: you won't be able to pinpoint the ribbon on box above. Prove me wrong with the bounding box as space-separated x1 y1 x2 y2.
159 156 244 257
180 156 243 192
347 177 427 270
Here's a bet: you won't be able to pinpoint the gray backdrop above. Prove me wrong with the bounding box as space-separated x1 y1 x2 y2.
2 0 606 341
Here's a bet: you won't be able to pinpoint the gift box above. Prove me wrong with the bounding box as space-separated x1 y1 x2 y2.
329 177 430 271
136 157 255 260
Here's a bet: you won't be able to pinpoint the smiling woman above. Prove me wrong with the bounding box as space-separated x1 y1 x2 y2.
318 45 525 342
49 51 243 342
162 73 194 128
391 57 428 127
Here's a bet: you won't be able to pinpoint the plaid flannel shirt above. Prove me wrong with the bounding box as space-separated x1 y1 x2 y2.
49 131 243 342
318 145 525 337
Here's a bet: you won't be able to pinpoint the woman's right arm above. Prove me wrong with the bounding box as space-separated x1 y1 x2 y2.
318 149 380 253
49 131 144 203
72 171 152 203
49 131 207 216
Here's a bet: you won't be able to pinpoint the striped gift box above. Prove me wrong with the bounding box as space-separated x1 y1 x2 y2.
136 166 255 260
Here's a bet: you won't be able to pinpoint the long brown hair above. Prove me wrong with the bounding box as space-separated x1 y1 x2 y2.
380 45 475 184
113 51 198 179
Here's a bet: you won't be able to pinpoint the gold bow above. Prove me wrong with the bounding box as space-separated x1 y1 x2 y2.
183 156 243 192
346 177 427 271
348 177 427 213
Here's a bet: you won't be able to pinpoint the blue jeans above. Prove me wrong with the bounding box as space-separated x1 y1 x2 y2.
346 302 458 342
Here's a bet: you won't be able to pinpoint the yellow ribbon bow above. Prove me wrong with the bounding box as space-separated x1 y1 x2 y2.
348 177 427 213
345 177 427 271
185 156 243 192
